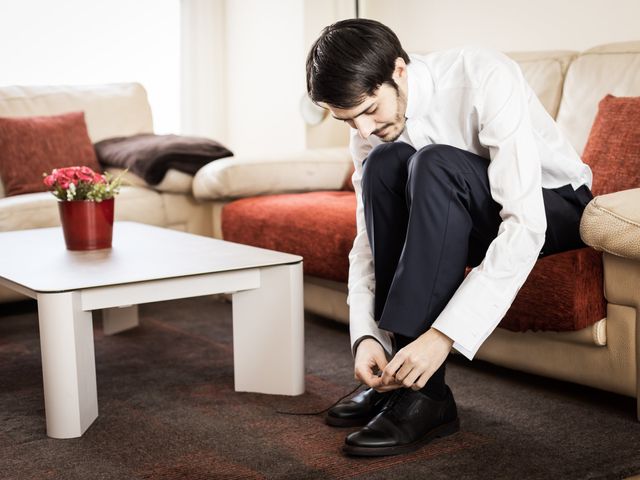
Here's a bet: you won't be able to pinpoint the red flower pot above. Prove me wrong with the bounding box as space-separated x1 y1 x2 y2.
58 198 114 250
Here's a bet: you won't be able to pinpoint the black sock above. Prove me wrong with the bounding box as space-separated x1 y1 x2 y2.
394 333 447 400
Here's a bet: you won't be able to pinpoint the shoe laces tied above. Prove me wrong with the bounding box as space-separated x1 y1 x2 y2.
380 388 407 413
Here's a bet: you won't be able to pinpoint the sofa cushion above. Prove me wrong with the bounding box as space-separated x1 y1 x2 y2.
105 167 194 194
555 41 640 155
222 191 356 282
193 148 353 200
508 50 577 118
0 83 153 144
95 133 233 185
0 186 166 232
0 111 101 197
581 95 640 196
499 247 606 332
223 190 605 332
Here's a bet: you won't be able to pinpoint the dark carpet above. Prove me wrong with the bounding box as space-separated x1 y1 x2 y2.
1 296 639 480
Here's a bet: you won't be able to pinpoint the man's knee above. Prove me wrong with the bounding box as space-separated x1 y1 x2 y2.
407 144 464 187
362 142 416 194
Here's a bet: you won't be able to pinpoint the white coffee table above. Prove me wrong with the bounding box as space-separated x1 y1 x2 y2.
0 221 304 439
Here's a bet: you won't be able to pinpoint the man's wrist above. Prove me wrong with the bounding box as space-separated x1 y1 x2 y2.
430 327 454 348
353 335 380 355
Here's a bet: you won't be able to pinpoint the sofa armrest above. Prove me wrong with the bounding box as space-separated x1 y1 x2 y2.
192 147 352 200
580 188 640 261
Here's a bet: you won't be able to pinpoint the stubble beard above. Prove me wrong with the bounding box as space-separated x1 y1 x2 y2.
378 87 408 143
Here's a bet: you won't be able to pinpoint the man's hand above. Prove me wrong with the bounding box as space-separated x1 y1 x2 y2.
354 338 403 392
380 328 454 391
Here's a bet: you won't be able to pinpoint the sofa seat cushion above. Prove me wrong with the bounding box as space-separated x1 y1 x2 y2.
223 190 605 332
499 247 606 332
222 191 356 282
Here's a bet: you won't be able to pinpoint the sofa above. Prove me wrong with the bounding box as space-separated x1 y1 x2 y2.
1 41 639 418
0 82 219 307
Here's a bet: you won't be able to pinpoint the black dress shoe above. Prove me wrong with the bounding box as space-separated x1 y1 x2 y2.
325 387 393 427
342 385 459 456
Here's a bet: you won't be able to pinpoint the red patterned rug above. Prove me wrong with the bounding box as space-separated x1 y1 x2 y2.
0 296 638 479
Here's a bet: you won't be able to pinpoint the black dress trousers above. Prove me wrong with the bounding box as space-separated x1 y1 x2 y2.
360 142 593 344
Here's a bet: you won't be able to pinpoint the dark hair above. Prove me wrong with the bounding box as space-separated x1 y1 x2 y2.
306 19 410 109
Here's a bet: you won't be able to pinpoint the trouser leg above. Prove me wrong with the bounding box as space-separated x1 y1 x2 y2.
362 143 502 342
361 142 593 361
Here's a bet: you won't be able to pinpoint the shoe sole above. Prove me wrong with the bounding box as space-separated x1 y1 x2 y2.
341 417 461 457
325 415 372 428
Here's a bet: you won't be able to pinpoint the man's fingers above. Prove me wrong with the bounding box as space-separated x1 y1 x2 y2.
381 355 403 385
373 382 403 393
402 368 422 388
411 370 433 390
373 351 388 371
355 365 381 388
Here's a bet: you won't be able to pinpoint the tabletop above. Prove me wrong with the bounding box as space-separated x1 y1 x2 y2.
0 222 302 293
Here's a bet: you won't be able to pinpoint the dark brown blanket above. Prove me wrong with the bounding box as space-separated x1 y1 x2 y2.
94 133 233 185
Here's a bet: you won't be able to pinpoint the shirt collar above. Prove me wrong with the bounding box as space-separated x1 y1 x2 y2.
404 54 433 120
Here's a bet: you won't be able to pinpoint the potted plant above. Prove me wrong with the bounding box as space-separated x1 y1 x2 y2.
43 166 126 250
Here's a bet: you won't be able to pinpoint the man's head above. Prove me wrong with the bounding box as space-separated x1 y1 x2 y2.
306 19 410 142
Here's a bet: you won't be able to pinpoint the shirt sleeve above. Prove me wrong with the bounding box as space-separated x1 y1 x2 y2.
430 53 547 361
347 128 394 358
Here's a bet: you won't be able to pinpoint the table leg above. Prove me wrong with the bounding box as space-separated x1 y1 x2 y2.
37 292 98 438
103 305 139 335
232 263 304 395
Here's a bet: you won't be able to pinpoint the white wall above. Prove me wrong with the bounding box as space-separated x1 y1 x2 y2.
224 0 307 156
361 0 640 52
181 0 354 153
181 0 228 142
182 0 640 152
304 0 355 149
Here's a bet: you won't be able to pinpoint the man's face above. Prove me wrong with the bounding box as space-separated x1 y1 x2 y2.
327 81 408 142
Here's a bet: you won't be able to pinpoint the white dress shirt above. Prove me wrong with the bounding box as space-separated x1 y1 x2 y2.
347 46 593 361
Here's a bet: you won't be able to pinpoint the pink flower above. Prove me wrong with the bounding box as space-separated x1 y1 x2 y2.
43 174 55 187
76 166 97 183
43 165 124 201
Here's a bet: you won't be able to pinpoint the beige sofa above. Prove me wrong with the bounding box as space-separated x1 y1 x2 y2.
1 41 639 418
0 83 220 304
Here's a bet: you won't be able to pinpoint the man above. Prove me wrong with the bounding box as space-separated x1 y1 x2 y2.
305 19 593 457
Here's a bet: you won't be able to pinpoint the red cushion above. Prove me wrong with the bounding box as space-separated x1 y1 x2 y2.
223 191 605 332
582 94 640 196
0 111 100 197
499 248 605 332
222 191 356 282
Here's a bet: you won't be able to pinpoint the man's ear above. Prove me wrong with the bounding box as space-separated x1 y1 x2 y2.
392 57 407 82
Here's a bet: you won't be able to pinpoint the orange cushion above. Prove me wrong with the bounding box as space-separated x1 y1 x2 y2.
223 191 605 332
222 191 356 283
582 94 640 196
0 111 100 197
499 248 605 332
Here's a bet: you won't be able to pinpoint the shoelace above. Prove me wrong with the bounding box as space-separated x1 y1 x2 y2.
275 382 365 416
379 387 407 413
